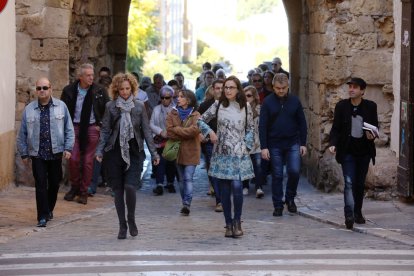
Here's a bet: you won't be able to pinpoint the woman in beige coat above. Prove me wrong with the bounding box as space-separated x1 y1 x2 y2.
166 89 201 216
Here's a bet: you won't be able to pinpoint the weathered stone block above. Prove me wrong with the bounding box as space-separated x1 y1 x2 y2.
15 102 27 121
315 150 343 193
350 51 393 84
31 39 69 60
309 33 335 55
16 32 32 76
308 111 323 151
350 0 393 16
49 60 69 92
24 7 71 39
16 0 44 14
45 0 73 10
309 10 331 33
336 33 377 56
366 148 397 198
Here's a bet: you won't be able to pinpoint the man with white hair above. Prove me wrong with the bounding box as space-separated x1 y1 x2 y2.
61 63 110 205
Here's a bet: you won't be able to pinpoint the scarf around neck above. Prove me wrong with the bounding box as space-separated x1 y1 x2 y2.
116 95 135 171
177 106 193 121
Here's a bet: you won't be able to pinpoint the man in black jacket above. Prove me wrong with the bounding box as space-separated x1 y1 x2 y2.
329 77 378 230
61 63 110 204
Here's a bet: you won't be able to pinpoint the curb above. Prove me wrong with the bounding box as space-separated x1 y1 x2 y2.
298 206 414 247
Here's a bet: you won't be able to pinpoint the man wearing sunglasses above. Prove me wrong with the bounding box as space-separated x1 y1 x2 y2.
61 63 110 205
329 77 378 230
17 78 75 227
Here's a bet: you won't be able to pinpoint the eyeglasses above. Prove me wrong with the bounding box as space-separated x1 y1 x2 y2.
245 94 253 98
252 79 262 83
36 86 50 91
224 86 237 91
161 96 171 100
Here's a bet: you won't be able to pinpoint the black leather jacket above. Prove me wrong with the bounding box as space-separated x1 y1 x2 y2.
61 80 110 126
95 100 159 160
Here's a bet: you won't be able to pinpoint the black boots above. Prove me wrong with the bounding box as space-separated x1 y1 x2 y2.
118 222 128 239
128 220 138 237
64 187 79 201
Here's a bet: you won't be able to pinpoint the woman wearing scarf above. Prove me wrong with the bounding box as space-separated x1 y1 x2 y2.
198 76 255 238
150 85 177 195
166 89 201 216
96 73 160 239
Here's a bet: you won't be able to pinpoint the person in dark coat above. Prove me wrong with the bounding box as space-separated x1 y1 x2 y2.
329 77 378 230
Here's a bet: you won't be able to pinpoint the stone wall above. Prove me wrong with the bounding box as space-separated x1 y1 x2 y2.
0 1 16 190
298 0 398 199
15 0 74 186
69 0 113 82
14 0 129 186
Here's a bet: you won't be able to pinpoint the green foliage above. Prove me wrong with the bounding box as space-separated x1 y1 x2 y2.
142 51 195 81
236 0 280 20
127 0 160 73
193 46 229 74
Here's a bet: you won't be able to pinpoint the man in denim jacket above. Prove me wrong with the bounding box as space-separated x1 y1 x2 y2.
17 77 75 227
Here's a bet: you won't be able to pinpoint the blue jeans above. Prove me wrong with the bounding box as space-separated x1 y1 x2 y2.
269 144 301 208
219 179 243 225
341 154 370 218
176 164 196 207
243 153 263 190
88 159 102 194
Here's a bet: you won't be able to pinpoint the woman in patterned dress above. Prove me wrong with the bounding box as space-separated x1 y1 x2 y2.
198 76 254 238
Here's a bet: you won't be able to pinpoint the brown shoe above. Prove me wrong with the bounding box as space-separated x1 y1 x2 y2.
77 193 88 205
233 220 243 237
224 224 234 238
64 187 79 201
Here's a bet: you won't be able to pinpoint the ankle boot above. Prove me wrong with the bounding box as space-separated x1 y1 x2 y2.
128 220 138 236
76 193 88 205
64 187 79 201
118 222 127 239
224 223 234 238
233 220 243 237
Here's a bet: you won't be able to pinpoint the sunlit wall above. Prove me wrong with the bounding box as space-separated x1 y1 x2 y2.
0 0 16 189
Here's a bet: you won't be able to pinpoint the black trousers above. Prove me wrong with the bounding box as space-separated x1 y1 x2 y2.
31 157 62 221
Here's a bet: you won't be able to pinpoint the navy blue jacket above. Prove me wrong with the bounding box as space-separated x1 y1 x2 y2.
259 93 307 149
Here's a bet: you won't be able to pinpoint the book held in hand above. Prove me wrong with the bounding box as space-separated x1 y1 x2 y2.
362 122 379 138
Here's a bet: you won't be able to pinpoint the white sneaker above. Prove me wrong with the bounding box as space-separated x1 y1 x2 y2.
256 188 264 198
243 188 249 195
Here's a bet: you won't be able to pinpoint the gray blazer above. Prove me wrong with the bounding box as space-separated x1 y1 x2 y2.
95 99 159 160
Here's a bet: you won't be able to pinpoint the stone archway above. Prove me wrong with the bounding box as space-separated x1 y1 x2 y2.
282 0 398 198
14 0 400 198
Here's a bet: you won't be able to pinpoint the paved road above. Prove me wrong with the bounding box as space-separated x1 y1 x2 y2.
1 250 413 275
1 157 413 275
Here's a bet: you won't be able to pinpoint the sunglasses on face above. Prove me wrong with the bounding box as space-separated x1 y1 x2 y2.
36 86 50 91
245 94 253 98
252 79 262 83
161 96 171 100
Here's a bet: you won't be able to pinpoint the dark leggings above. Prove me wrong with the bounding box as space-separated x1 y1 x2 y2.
105 143 145 224
114 184 136 224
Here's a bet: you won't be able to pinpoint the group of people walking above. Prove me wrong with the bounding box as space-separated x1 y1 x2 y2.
17 58 378 239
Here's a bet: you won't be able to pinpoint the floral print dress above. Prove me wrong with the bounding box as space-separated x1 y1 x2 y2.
198 100 255 181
